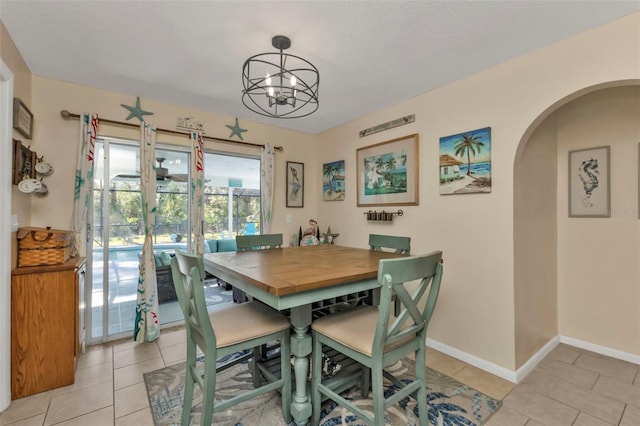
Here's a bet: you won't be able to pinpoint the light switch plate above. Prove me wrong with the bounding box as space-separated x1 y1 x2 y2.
11 214 18 232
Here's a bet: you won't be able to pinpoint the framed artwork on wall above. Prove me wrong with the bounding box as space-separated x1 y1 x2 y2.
439 127 491 195
569 145 610 217
12 139 36 185
286 161 304 207
13 98 33 139
356 133 419 207
322 160 345 201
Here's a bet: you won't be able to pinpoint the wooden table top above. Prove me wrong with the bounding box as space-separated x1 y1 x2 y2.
204 245 406 297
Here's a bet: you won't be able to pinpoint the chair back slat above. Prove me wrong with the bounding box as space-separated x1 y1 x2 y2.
373 251 443 353
172 248 205 282
187 265 217 352
368 234 411 254
236 233 283 251
171 250 217 350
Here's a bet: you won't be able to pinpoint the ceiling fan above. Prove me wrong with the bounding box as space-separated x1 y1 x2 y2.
114 157 188 183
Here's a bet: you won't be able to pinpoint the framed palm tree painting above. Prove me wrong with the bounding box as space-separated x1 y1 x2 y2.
356 134 419 207
323 160 345 201
439 127 491 195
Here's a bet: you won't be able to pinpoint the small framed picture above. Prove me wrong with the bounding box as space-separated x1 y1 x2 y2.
12 139 36 185
286 161 304 208
569 146 610 217
13 98 33 139
323 160 345 201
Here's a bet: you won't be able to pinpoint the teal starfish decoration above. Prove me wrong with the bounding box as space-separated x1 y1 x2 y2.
121 97 154 122
226 118 248 141
322 227 339 244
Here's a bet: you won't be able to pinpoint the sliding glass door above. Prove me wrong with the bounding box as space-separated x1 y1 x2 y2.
88 138 261 344
90 139 190 342
203 152 261 239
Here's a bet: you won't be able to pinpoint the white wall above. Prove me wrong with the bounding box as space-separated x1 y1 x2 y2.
1 21 32 411
0 56 15 414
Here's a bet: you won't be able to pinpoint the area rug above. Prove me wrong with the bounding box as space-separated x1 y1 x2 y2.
144 355 501 425
203 280 233 306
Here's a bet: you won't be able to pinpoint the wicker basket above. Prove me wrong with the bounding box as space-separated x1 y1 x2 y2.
17 227 73 267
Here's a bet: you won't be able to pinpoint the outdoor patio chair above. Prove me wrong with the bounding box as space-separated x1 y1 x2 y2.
236 233 283 251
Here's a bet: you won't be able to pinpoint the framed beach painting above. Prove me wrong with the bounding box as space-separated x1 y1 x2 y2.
356 134 419 207
323 160 345 201
439 127 491 195
286 161 304 207
569 146 610 217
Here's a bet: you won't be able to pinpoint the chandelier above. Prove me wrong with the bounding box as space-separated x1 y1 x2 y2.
242 35 319 119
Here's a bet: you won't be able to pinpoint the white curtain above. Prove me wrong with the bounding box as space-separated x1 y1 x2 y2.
70 113 98 257
260 143 275 233
134 122 159 342
190 131 205 255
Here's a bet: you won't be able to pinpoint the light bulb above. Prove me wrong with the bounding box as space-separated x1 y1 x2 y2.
290 75 297 86
265 73 272 86
268 87 274 97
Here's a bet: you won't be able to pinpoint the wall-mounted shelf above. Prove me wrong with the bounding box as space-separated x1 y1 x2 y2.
364 209 403 222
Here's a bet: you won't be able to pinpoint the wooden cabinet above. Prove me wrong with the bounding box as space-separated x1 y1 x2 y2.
11 257 86 399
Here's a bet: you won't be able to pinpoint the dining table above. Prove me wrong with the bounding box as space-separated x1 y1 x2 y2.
203 243 406 426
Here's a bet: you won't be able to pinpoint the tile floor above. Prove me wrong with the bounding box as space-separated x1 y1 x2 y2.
1 329 638 425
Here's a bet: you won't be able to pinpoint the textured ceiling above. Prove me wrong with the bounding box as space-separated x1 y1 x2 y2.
1 1 638 134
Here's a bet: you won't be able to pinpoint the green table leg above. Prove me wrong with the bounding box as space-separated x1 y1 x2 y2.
289 305 312 425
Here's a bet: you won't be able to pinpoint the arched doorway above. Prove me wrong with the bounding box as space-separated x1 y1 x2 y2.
513 81 640 372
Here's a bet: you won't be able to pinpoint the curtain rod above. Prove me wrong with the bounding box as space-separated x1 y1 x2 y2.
59 110 283 151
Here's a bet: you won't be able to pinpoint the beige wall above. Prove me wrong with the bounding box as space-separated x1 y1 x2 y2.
317 13 640 372
1 21 32 268
29 76 318 236
514 118 558 368
513 85 640 369
3 13 639 377
556 86 640 355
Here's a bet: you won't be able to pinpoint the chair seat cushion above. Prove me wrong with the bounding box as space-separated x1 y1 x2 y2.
211 301 289 347
311 305 413 357
312 305 378 356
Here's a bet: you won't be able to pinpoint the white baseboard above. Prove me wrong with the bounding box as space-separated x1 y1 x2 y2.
425 338 519 383
559 335 640 365
427 335 640 385
514 336 559 383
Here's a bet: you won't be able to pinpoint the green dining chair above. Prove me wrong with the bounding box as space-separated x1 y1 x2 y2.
234 233 285 359
236 233 283 251
367 234 411 310
311 251 443 426
234 233 283 303
368 233 411 254
170 249 292 425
